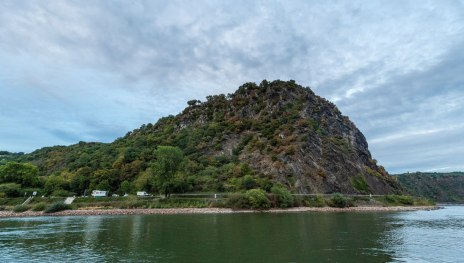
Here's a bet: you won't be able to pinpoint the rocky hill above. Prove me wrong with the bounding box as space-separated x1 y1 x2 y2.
395 172 464 202
16 80 400 195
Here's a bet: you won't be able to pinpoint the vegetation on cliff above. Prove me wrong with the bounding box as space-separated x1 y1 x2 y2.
1 80 400 198
395 172 464 202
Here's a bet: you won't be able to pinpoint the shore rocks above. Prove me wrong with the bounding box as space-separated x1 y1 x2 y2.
0 206 439 218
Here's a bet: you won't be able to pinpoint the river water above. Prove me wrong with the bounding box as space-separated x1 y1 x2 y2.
0 206 463 262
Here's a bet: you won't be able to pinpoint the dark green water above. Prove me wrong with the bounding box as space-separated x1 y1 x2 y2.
1 206 463 262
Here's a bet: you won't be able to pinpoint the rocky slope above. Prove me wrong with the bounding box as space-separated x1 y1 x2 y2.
19 80 401 195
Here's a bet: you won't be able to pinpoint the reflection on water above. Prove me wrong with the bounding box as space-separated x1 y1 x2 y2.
385 206 464 263
0 206 463 262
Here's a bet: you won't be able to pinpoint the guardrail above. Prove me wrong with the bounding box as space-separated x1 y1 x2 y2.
169 193 385 199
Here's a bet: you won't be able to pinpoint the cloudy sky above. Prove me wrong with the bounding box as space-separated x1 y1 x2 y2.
1 0 463 173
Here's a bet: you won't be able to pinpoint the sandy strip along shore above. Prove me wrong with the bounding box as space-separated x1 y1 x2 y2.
0 206 440 218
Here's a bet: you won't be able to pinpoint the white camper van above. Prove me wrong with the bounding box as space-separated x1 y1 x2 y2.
91 190 107 197
137 191 150 197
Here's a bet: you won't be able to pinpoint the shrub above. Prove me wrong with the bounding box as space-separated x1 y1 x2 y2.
309 195 326 207
246 189 270 210
226 194 250 209
385 195 414 205
351 175 369 193
414 198 435 206
0 183 22 197
13 204 29 213
270 184 294 208
328 193 349 208
397 195 414 205
385 195 396 204
51 189 75 197
241 175 257 190
44 202 71 213
119 197 146 209
32 202 47 211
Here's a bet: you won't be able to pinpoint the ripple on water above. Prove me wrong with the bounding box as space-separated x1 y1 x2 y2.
1 206 464 262
384 206 464 263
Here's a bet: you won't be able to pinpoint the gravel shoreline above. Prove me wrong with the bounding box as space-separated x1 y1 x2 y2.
0 206 439 218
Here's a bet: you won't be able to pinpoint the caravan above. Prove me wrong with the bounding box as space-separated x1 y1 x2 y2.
91 190 108 197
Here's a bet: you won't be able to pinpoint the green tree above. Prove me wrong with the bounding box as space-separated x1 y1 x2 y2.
0 162 40 187
134 170 152 192
152 146 184 198
70 175 88 196
120 180 132 195
44 176 67 196
96 179 111 191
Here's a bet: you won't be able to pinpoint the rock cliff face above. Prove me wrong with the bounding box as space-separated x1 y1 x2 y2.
125 80 400 194
20 80 401 195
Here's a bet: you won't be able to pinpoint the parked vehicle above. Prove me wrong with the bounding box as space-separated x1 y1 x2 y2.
137 191 151 197
91 190 107 197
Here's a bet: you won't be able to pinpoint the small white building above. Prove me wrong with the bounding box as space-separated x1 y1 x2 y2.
91 190 108 197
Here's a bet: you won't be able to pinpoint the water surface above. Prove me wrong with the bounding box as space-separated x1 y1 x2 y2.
1 206 463 262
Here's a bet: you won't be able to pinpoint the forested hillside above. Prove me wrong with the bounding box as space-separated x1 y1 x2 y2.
396 172 464 202
1 80 400 197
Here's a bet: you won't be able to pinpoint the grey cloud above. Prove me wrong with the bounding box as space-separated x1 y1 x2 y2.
335 41 464 173
0 0 463 173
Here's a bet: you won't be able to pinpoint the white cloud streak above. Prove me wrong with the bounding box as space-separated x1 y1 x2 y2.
0 0 463 173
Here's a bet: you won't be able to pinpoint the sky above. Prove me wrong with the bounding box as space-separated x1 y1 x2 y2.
1 0 463 173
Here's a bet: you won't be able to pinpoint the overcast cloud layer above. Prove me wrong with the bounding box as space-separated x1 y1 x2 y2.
1 0 463 173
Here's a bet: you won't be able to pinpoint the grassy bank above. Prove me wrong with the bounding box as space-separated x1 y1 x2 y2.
0 193 435 214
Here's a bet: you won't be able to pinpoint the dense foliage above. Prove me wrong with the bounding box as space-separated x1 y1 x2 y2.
1 80 401 198
395 172 464 202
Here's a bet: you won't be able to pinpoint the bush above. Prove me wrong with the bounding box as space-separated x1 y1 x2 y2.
414 198 435 206
270 185 294 208
226 194 250 209
351 175 369 194
385 195 414 205
397 195 414 205
51 189 75 197
0 183 22 197
305 195 326 207
13 204 29 213
44 202 71 213
246 189 270 210
241 175 257 190
32 202 47 211
328 193 349 208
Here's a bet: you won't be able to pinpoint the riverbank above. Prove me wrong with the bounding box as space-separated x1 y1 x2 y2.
0 205 439 218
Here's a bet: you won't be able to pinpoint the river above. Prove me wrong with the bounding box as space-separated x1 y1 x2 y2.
0 206 463 262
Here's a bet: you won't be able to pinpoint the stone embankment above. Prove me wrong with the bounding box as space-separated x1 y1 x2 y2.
0 206 439 218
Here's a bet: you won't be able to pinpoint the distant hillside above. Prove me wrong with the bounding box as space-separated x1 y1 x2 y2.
9 80 400 196
0 151 24 165
395 172 464 202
